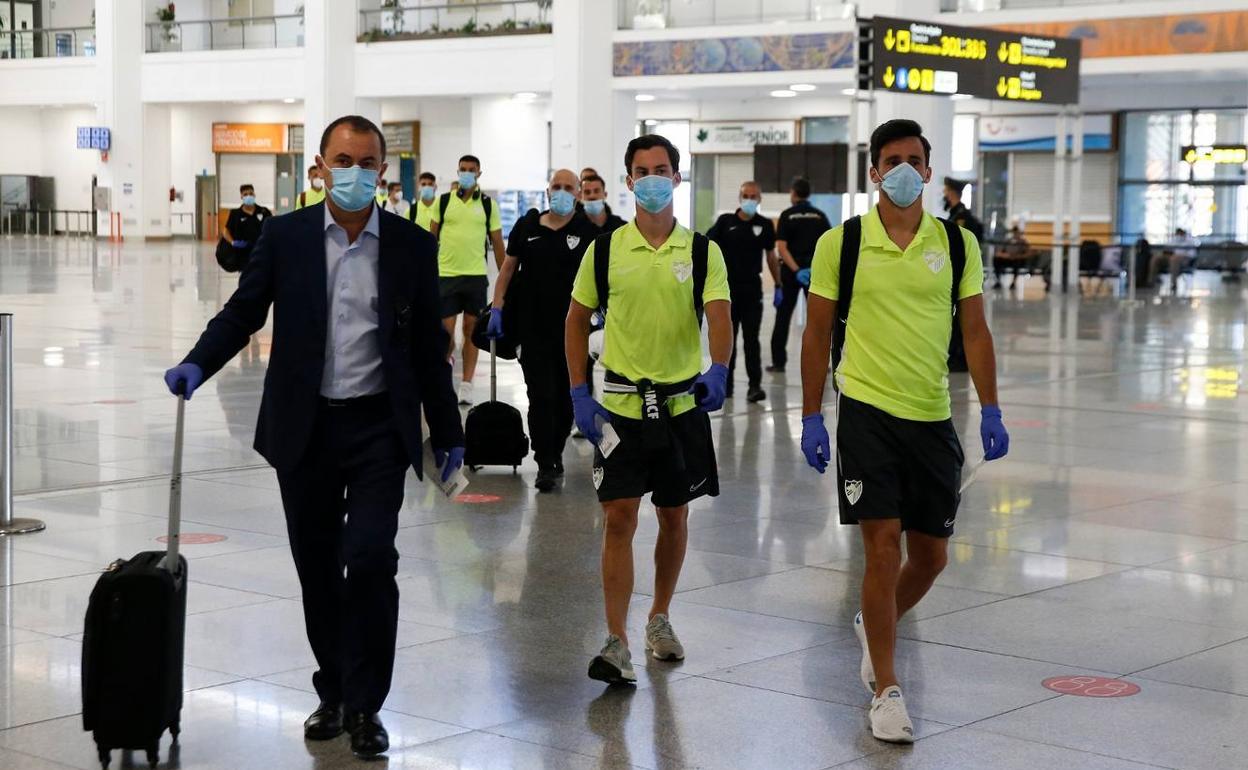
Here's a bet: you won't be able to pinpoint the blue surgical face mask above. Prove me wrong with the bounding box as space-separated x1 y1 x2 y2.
583 199 606 217
242 195 256 207
328 165 380 212
878 163 925 209
458 170 477 190
419 185 436 202
632 175 674 214
549 189 576 217
740 199 760 217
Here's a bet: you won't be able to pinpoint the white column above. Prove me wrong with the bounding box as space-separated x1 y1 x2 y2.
1066 111 1084 291
142 105 172 239
611 92 637 213
1050 109 1068 290
550 0 618 180
94 0 145 237
303 0 361 170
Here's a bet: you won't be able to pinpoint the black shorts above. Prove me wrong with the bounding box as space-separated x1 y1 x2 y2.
593 408 719 507
836 395 964 538
439 275 488 318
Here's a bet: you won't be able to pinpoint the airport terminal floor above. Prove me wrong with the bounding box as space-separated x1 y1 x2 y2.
1 234 1247 769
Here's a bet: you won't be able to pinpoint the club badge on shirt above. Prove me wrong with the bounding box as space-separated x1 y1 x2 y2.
566 234 581 250
924 250 946 274
752 225 763 237
671 260 693 283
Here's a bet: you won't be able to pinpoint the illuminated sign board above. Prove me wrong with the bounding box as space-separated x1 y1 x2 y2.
76 127 111 150
870 16 1081 105
1181 145 1247 165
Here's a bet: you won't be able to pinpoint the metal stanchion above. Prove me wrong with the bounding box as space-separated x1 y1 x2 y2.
0 315 44 536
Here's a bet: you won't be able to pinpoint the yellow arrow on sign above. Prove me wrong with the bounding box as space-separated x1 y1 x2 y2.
996 76 1007 97
998 42 1008 62
1185 148 1197 163
883 66 895 88
884 29 895 51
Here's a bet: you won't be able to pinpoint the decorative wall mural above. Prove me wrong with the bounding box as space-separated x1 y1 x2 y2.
614 32 855 76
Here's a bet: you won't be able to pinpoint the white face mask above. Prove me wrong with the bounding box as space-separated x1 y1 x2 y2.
311 178 324 190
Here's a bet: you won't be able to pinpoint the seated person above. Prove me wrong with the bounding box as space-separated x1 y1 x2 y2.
1148 227 1196 291
993 225 1031 290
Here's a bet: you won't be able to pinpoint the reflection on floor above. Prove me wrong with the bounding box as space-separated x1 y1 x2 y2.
1 236 1247 769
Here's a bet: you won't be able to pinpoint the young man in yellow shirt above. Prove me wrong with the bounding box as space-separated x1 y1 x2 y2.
566 135 733 685
800 119 1009 743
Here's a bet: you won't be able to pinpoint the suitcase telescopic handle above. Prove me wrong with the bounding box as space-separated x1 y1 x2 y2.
161 395 184 577
490 336 497 403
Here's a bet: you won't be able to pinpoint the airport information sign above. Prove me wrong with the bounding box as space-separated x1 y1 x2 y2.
870 16 1080 105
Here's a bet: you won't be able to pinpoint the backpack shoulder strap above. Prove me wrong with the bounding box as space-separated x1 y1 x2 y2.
481 193 493 226
940 217 967 315
593 232 613 313
837 216 863 327
436 193 452 240
692 232 709 323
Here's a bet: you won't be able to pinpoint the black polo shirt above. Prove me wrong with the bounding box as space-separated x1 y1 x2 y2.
506 209 599 347
225 205 272 245
707 210 776 296
776 201 831 271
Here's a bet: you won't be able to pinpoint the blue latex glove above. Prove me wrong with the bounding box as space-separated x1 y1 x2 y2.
801 414 831 473
694 363 729 412
163 363 203 400
980 405 1009 461
485 308 505 339
231 239 248 249
796 268 812 287
773 287 783 308
571 384 610 444
434 446 465 483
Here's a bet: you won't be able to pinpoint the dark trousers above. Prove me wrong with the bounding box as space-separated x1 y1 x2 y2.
520 343 572 468
770 269 807 369
730 291 763 391
275 396 408 715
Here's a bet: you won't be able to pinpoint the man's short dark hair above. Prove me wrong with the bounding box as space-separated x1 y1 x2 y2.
240 184 254 194
625 135 680 175
319 115 387 160
944 177 968 196
307 165 318 174
388 182 402 191
459 154 481 168
870 119 931 168
419 172 436 183
790 177 811 199
582 173 606 188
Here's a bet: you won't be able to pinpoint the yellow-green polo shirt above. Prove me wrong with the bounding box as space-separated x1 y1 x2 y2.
809 205 983 422
295 186 326 209
412 200 437 232
571 221 731 419
435 191 502 277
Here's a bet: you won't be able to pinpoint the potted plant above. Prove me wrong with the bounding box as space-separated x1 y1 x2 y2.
381 0 406 36
155 3 177 49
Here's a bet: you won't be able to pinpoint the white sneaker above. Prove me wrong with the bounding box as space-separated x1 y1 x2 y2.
588 634 637 685
457 380 474 406
645 614 686 661
870 686 915 743
854 610 875 694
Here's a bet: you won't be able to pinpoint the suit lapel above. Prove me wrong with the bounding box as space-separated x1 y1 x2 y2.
307 205 329 346
377 211 398 352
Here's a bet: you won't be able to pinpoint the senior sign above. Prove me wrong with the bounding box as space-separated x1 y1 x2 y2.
691 121 798 154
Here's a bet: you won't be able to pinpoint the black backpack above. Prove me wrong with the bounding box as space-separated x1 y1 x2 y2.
832 216 966 379
435 190 494 259
592 230 710 323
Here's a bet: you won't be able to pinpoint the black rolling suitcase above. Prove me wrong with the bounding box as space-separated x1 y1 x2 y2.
463 339 529 471
82 397 189 769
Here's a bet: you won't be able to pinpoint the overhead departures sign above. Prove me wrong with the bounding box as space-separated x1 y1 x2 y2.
870 16 1080 105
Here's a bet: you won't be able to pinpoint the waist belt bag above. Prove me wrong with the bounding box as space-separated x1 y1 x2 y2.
603 370 695 453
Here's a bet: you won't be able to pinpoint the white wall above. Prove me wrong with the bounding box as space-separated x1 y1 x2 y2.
0 106 98 212
355 35 553 99
380 96 476 186
0 58 95 106
470 96 550 191
44 0 95 28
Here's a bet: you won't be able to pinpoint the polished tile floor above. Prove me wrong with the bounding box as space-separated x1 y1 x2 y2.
0 235 1246 769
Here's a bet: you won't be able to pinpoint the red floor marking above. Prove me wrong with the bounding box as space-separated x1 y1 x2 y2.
1011 419 1047 428
455 494 502 504
93 399 137 405
157 533 228 545
1042 676 1140 698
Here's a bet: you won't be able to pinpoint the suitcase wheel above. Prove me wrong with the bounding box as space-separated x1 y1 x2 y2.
469 465 481 473
96 745 110 769
147 745 159 768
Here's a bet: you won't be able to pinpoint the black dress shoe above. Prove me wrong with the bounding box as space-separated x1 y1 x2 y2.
765 364 785 373
535 465 558 492
346 711 389 758
303 702 343 741
746 387 766 403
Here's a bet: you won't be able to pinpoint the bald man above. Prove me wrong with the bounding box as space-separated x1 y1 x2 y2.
489 169 599 491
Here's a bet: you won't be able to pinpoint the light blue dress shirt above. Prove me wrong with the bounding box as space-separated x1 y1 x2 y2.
320 205 386 399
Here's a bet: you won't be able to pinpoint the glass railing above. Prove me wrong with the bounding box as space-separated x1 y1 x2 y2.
0 27 96 59
941 0 1166 10
617 0 853 30
144 14 305 53
357 1 551 42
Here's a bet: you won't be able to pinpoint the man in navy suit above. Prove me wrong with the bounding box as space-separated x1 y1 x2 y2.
164 115 463 759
